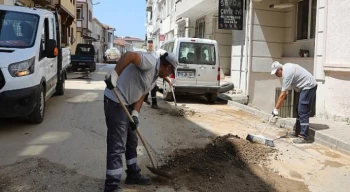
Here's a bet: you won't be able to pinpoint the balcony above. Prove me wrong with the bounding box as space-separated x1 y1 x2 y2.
33 0 54 7
146 0 152 12
176 0 216 19
77 20 82 28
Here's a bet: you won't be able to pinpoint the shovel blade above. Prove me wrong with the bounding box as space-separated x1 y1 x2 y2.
147 166 172 179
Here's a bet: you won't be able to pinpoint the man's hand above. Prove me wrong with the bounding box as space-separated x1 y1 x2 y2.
272 108 279 117
164 77 173 87
104 70 118 89
129 110 139 131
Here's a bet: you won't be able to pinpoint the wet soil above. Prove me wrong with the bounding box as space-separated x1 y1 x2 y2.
158 134 310 192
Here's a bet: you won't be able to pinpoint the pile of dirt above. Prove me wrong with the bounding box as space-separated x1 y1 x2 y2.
158 134 309 192
0 158 103 192
159 107 196 117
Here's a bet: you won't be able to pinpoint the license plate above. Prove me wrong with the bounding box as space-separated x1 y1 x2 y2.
177 71 195 78
79 63 86 65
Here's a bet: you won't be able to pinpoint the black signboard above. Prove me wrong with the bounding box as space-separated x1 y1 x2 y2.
218 0 244 30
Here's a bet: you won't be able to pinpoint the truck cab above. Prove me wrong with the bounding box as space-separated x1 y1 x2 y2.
0 5 69 123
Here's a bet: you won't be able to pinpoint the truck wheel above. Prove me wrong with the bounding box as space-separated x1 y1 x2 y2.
206 93 217 104
28 84 45 124
162 81 173 101
55 72 65 95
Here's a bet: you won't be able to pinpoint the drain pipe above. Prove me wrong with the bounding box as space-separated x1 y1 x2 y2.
245 0 254 103
185 18 189 37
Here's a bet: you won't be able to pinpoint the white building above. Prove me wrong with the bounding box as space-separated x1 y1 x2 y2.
92 17 105 63
146 0 350 121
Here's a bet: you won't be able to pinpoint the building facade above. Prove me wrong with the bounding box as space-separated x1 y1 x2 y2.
92 17 104 63
145 0 350 121
76 0 94 44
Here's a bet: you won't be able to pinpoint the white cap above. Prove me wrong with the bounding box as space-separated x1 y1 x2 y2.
156 49 178 69
164 52 179 69
271 61 283 75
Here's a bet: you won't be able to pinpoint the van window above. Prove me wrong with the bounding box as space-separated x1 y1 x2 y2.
0 10 39 48
39 18 50 60
178 42 216 65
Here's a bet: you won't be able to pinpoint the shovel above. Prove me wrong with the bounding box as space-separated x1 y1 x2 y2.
171 85 177 109
110 88 172 179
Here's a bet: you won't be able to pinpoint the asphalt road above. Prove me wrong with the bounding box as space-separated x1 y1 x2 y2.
0 63 349 192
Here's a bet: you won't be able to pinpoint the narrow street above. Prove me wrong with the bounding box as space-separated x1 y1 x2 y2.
0 64 349 192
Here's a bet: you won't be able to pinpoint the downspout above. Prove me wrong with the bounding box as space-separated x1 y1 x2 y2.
185 18 189 37
245 0 254 103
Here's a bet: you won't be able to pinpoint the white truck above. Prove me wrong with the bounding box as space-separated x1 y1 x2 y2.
0 5 70 123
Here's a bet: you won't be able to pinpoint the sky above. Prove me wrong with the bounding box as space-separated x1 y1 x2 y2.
93 0 146 39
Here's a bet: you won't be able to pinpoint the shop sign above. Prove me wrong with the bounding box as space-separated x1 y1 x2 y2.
218 0 243 30
159 34 166 41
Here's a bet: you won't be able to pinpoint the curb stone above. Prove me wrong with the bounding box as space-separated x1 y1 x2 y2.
226 100 350 156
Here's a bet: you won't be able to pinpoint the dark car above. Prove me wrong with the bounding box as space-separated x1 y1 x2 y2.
71 44 96 72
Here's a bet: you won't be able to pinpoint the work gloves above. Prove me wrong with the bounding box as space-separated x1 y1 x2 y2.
104 69 118 90
129 110 139 131
272 108 279 117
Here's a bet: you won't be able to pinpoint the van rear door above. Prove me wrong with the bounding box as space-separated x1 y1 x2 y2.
176 41 198 86
177 40 218 87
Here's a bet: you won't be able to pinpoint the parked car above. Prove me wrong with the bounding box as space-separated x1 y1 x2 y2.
105 47 121 64
157 37 220 103
71 44 96 71
0 5 70 123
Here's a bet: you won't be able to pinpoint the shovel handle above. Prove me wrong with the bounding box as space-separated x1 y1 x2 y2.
111 88 157 169
260 115 273 135
171 85 177 107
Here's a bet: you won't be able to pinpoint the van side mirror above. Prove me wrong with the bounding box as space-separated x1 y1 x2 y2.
46 39 58 58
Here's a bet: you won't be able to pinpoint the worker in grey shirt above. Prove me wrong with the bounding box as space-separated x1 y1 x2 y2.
103 50 178 192
271 61 317 144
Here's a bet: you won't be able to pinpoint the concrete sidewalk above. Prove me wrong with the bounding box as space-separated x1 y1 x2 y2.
224 100 350 156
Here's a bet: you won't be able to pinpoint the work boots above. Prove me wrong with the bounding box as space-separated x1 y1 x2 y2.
125 172 152 185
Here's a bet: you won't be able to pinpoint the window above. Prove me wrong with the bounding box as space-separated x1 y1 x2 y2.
77 8 81 19
40 18 50 60
178 42 216 65
167 42 174 52
195 18 205 38
296 0 317 40
0 10 39 48
89 10 92 22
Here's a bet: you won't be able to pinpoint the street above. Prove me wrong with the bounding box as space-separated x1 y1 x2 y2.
0 64 349 192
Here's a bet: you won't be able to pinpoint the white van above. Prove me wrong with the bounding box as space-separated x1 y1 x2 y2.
105 47 121 64
157 38 220 103
0 5 70 123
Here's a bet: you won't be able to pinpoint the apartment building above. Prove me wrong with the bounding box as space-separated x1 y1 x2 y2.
76 0 93 44
92 17 104 63
103 24 115 50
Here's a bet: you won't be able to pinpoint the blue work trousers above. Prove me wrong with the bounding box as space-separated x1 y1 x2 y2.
103 96 141 190
295 85 317 139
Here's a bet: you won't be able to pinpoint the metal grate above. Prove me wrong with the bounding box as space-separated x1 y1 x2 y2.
0 70 5 90
275 88 317 118
275 88 295 118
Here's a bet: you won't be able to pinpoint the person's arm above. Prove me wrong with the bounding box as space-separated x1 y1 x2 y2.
164 77 172 86
275 91 287 109
114 52 156 75
114 51 142 75
133 95 145 113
